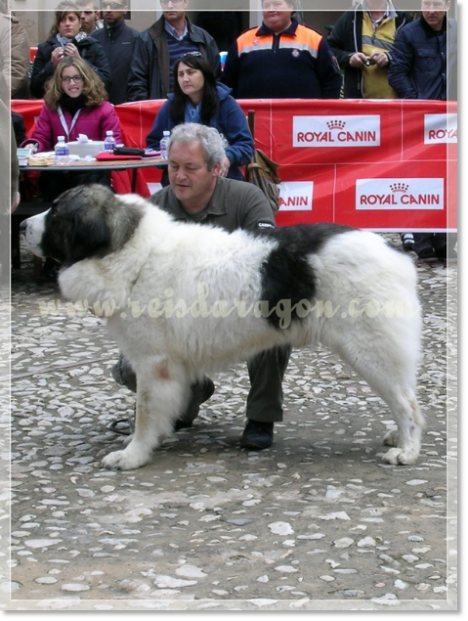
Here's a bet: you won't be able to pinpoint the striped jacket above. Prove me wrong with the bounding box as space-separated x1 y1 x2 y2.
222 18 342 99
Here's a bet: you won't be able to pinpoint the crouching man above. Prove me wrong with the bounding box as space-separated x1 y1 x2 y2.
112 123 291 449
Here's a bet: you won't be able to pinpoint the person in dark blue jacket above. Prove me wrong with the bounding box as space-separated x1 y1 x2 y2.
388 0 457 261
30 1 111 99
146 53 254 184
388 0 457 101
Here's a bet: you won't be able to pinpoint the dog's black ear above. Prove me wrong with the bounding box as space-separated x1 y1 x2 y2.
53 184 115 264
69 208 112 264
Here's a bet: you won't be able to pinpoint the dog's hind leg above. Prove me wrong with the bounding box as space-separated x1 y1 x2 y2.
330 338 424 465
380 392 424 465
102 360 189 470
382 393 424 464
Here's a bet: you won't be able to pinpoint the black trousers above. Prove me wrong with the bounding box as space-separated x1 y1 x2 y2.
413 232 457 258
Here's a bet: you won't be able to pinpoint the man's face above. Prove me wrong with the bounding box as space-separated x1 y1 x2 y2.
168 140 220 212
366 0 387 10
160 0 188 24
262 0 293 34
101 1 127 27
421 0 450 31
79 5 99 33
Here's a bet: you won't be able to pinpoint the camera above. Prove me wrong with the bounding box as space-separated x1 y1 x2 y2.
364 58 375 67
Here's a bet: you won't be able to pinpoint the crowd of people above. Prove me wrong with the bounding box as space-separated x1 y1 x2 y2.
5 0 457 447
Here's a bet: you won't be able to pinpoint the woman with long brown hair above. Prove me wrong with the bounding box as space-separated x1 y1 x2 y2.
23 56 121 201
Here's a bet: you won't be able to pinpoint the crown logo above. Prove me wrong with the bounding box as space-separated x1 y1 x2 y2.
390 183 409 193
326 120 346 130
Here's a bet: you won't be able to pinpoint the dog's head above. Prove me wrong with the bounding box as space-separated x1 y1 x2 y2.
21 184 143 266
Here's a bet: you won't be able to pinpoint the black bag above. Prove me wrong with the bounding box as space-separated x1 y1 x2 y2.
113 146 145 157
246 149 281 215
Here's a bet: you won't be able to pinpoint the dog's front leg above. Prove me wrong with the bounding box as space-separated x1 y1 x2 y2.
102 361 189 470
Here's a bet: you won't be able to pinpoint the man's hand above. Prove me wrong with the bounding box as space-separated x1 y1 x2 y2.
368 52 389 68
349 52 368 68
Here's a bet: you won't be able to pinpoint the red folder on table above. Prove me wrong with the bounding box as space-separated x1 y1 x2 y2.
95 152 142 161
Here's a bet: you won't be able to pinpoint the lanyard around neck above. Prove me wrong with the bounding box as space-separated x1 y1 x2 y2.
57 106 81 141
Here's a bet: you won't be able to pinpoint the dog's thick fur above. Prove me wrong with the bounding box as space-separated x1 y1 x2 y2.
22 185 423 470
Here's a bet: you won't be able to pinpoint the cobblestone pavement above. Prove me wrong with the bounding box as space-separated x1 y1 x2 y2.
1 237 457 612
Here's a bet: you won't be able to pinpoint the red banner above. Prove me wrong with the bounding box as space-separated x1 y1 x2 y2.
12 98 457 231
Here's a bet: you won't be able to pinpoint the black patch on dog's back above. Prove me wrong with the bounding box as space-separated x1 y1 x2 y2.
259 223 354 330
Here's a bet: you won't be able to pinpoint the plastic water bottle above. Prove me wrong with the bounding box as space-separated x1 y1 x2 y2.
159 130 171 160
104 130 116 151
54 136 69 165
219 51 227 71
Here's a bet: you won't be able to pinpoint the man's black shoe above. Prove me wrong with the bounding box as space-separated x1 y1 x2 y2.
417 247 437 260
241 420 274 450
174 377 215 431
174 417 193 431
200 377 215 404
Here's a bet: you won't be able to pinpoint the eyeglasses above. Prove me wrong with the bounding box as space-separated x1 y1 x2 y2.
61 75 84 84
160 0 185 7
421 1 448 8
101 2 125 9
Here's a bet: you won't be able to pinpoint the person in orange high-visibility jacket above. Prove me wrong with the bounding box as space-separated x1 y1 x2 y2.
222 0 342 99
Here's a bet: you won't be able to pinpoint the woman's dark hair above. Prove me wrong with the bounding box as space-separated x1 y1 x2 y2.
170 54 219 126
49 2 81 38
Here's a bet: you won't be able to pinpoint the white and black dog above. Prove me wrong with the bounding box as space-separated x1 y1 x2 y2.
21 185 423 470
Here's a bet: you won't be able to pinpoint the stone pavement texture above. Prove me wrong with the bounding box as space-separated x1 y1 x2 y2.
1 237 457 612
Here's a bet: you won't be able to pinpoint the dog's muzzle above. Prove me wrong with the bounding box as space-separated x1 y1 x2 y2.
20 211 49 257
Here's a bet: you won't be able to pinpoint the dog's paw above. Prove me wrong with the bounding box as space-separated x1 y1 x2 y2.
383 429 399 447
102 446 151 470
381 446 418 466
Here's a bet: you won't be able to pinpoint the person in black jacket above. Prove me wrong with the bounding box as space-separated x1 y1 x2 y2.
91 1 139 104
327 0 413 99
388 0 457 261
126 0 220 102
30 1 111 99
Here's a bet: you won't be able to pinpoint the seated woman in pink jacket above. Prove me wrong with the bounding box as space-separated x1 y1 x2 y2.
23 55 122 201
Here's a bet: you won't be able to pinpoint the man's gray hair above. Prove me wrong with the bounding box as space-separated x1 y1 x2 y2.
168 123 228 170
262 0 296 8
